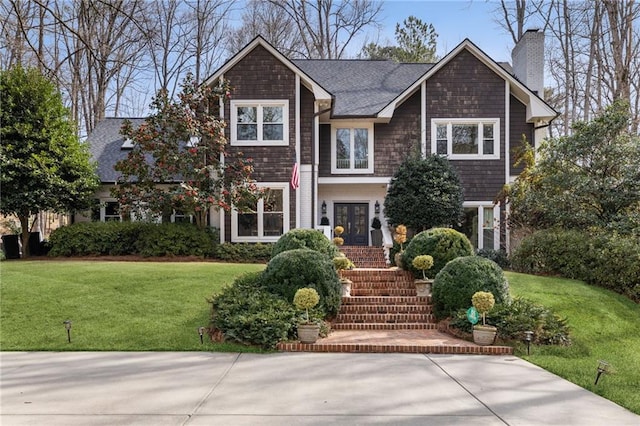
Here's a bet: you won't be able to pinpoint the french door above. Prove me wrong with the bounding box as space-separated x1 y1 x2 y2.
334 203 368 246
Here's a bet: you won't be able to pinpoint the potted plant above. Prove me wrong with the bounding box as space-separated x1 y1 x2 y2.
471 291 497 346
293 288 321 344
333 225 345 246
393 224 407 268
333 254 355 297
411 254 434 296
370 217 383 246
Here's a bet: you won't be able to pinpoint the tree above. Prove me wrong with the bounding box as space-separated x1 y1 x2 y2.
384 154 464 232
361 15 438 62
112 74 259 229
0 66 99 257
267 0 383 59
507 100 640 233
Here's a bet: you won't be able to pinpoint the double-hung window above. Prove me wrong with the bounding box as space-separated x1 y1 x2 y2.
231 100 288 146
232 183 289 242
432 119 499 159
331 123 374 173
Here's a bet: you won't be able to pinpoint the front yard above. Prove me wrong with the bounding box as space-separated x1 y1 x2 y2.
1 261 638 414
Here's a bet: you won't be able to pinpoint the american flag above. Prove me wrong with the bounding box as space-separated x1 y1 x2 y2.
290 162 300 190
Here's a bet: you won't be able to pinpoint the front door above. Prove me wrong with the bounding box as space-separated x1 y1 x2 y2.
334 203 368 246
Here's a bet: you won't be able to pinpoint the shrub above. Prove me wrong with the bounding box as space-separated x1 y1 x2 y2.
402 228 474 278
511 229 640 301
472 291 495 325
209 272 297 349
293 288 320 323
48 222 219 257
450 297 571 345
476 248 510 269
215 243 272 263
412 255 434 279
271 228 339 258
432 256 510 320
261 249 342 315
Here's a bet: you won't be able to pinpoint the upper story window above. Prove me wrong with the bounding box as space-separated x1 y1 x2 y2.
432 119 500 159
331 123 374 174
231 100 289 146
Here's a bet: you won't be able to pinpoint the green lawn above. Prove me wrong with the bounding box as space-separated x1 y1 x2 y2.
1 261 638 414
0 261 265 352
507 271 640 415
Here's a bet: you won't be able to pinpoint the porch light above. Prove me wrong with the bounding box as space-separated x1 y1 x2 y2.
374 200 380 215
63 320 72 343
523 331 534 355
198 326 206 344
321 201 327 215
595 360 610 385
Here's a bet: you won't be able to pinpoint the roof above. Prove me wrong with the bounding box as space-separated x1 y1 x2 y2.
293 60 432 117
87 117 145 183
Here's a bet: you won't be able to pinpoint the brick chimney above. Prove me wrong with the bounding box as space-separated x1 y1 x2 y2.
511 29 545 95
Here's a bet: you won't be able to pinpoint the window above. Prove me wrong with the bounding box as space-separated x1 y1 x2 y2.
457 204 499 250
231 100 288 146
232 183 289 242
331 123 374 173
432 119 499 159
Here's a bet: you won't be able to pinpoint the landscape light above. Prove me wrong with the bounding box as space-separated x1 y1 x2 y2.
63 320 72 343
595 360 610 385
198 326 206 344
524 331 534 355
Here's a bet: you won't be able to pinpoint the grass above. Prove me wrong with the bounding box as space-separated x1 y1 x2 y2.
0 261 265 352
507 271 640 415
1 261 638 413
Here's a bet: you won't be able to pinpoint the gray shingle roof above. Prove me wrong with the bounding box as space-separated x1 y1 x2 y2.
293 60 433 116
87 117 146 183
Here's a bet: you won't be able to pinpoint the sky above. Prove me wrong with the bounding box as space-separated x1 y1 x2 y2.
371 0 517 62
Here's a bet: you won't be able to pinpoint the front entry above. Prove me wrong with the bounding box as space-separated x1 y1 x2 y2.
334 203 368 246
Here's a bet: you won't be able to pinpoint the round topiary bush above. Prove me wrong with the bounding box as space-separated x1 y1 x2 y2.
402 228 474 278
271 228 339 259
261 248 342 315
432 256 511 320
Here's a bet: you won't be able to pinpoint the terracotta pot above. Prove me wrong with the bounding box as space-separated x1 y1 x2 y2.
297 323 320 344
473 325 497 346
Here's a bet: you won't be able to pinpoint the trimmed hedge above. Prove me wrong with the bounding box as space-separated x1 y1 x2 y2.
209 272 297 349
432 256 511 320
511 229 640 301
261 248 342 315
402 228 474 278
215 243 273 263
48 222 218 257
271 228 339 259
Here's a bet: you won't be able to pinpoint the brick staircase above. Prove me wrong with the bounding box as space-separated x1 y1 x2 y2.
337 246 387 268
278 252 513 355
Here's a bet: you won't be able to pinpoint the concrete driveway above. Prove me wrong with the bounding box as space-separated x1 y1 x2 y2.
1 352 638 425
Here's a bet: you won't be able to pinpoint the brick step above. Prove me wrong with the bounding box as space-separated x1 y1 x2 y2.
343 269 412 279
349 281 416 290
340 304 432 314
351 288 418 297
342 296 431 305
331 323 438 330
334 313 435 323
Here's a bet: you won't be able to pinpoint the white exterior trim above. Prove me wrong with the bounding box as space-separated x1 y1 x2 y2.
231 182 290 243
505 79 511 184
230 100 289 146
330 122 374 174
295 75 301 228
431 118 500 160
318 176 391 185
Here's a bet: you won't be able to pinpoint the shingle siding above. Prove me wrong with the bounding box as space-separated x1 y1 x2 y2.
509 95 534 176
426 49 507 201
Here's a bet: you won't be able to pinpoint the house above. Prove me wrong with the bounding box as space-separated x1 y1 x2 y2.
84 29 556 251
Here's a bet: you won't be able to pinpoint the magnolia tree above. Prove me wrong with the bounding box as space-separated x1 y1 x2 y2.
113 74 259 229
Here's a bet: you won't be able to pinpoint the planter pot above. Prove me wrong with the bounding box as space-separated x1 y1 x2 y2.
473 325 497 346
414 279 433 297
297 323 320 344
370 229 383 247
340 278 352 297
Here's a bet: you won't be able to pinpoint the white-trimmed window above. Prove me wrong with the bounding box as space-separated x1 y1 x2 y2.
459 203 500 250
231 100 288 146
331 123 374 173
231 183 289 242
432 119 499 159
